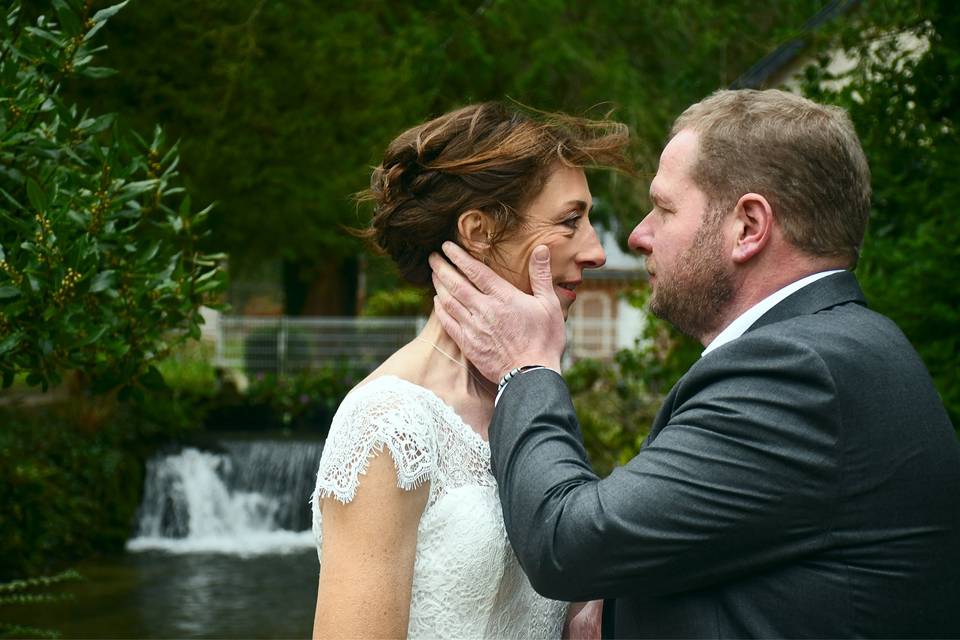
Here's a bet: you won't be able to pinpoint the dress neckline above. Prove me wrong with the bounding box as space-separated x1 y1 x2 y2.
352 374 492 450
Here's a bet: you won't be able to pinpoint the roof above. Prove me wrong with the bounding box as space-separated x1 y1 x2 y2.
730 0 861 89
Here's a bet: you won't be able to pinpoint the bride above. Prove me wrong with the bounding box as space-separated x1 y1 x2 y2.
311 102 628 639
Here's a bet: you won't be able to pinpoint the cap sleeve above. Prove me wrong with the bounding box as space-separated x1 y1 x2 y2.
312 379 439 505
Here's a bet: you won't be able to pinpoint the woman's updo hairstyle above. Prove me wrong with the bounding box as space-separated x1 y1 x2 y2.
357 102 630 286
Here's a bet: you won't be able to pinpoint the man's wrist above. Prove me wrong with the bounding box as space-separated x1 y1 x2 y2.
497 365 547 392
497 355 561 382
494 364 561 406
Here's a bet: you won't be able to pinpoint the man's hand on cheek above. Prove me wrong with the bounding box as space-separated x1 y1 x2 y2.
428 242 566 383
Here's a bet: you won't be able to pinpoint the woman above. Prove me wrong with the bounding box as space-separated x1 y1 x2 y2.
311 102 629 639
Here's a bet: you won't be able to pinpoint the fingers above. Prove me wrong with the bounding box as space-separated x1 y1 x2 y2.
432 294 463 349
428 250 478 302
431 272 474 325
440 241 502 296
528 245 558 304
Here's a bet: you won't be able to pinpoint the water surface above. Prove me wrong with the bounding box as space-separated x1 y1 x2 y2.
18 550 319 638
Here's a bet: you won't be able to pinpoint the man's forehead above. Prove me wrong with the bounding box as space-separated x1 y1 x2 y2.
652 130 698 195
660 129 699 170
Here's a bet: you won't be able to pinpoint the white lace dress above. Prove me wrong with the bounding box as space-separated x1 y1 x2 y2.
311 375 567 639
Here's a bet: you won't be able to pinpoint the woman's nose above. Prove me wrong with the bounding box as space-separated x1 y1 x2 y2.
579 224 607 269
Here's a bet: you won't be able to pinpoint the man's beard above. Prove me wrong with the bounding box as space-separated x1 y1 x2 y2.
648 216 735 341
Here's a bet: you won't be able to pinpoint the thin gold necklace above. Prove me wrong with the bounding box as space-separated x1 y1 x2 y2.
414 336 494 397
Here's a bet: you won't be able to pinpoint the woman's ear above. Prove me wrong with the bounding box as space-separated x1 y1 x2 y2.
456 210 493 254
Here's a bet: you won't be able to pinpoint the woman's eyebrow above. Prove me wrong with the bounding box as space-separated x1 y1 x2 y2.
559 199 591 214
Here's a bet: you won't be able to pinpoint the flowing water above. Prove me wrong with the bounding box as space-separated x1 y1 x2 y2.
17 438 325 639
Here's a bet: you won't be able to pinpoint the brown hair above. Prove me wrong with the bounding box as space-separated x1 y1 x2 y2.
358 102 630 286
671 89 871 266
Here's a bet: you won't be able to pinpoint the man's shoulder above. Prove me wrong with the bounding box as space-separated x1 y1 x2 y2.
678 299 914 404
710 297 907 364
686 298 945 426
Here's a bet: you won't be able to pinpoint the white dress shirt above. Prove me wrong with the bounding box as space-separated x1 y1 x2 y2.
701 270 844 357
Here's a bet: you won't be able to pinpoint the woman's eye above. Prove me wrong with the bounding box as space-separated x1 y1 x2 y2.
562 216 581 230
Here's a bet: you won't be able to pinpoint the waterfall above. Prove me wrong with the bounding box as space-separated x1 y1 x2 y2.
127 440 323 555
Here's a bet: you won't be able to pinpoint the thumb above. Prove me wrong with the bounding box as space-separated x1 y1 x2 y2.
528 245 555 300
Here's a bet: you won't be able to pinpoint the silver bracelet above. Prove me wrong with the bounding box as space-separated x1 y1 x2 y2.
497 365 547 394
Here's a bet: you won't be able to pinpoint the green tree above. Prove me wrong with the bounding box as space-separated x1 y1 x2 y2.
800 0 960 425
72 1 823 310
0 1 226 398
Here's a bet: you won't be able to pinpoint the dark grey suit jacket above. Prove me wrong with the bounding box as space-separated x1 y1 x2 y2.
490 271 960 638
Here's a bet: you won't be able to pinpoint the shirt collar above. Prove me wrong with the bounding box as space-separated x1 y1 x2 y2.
701 270 845 357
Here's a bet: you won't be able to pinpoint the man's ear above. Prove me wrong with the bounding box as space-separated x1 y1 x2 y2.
457 210 493 254
730 193 773 264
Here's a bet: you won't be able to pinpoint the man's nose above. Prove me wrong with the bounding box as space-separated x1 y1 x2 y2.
627 211 654 255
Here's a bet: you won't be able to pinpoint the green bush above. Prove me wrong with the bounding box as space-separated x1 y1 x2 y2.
242 365 365 431
567 288 700 476
565 353 663 477
0 402 187 580
362 287 429 317
154 339 218 398
0 1 226 397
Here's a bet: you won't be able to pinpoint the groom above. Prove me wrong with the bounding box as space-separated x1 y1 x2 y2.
429 89 960 638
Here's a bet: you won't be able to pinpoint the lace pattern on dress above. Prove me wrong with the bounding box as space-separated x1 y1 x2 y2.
312 380 440 505
310 375 566 640
312 376 493 526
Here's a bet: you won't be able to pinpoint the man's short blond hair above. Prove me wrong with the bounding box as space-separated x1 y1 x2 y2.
672 89 871 266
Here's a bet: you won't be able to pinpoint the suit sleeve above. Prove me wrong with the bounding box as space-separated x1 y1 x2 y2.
489 335 842 601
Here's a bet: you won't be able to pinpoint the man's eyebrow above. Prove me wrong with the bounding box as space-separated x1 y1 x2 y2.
649 189 673 207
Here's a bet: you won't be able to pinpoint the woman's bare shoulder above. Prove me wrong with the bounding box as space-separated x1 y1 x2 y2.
353 341 428 391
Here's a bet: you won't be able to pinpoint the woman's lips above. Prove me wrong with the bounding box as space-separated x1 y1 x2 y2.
556 281 579 302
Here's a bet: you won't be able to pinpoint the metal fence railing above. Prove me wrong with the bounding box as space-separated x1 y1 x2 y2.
214 315 625 376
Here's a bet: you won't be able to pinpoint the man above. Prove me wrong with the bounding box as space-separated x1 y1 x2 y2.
429 89 960 638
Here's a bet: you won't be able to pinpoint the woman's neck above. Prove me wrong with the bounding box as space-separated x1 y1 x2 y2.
417 313 465 361
414 312 495 398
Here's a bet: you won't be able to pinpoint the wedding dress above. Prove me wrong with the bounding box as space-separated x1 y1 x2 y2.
312 375 567 639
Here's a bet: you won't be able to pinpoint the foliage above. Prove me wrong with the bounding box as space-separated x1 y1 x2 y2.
153 339 218 398
362 287 430 317
71 1 824 302
0 1 226 397
0 569 80 639
568 288 700 475
799 0 960 425
242 366 365 431
565 357 651 476
0 400 192 580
